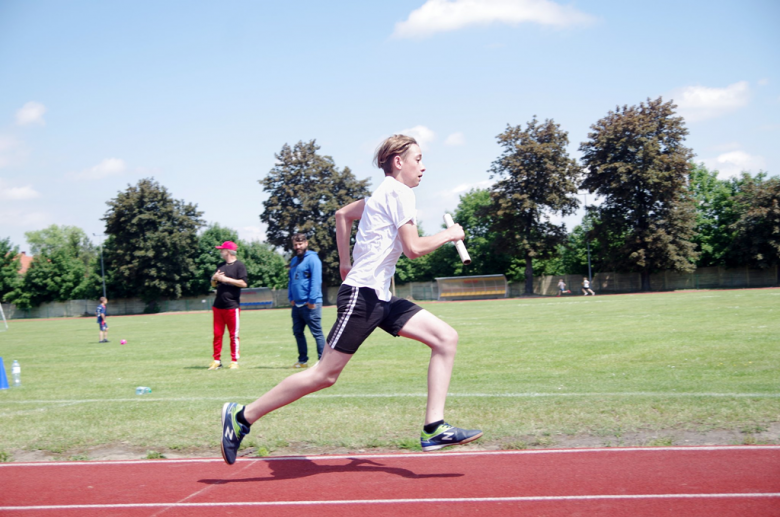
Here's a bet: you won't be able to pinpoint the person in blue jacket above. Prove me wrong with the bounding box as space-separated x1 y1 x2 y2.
288 233 325 368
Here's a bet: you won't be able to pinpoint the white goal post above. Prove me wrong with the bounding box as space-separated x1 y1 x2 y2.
0 304 7 332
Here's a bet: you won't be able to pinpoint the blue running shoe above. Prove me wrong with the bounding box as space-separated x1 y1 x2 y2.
221 402 250 465
421 422 483 452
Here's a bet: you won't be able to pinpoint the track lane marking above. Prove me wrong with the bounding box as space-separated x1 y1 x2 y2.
1 445 778 467
2 391 779 407
1 492 779 511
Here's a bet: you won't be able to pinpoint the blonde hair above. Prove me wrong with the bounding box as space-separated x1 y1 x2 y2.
373 135 418 175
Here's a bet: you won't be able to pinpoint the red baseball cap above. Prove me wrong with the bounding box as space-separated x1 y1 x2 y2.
215 241 238 251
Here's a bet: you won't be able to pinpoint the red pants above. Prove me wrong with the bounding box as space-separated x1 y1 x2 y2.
212 307 240 362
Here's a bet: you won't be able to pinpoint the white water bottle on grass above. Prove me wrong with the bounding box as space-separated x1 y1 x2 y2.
135 386 151 395
11 360 20 387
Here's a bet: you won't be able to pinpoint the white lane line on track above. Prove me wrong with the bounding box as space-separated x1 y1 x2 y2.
148 458 261 517
2 445 778 467
1 493 779 511
2 392 779 406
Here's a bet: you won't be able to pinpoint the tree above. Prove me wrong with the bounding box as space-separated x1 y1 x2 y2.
488 118 581 294
729 173 780 279
260 140 370 286
0 237 21 302
22 225 103 300
240 240 288 289
5 248 87 309
580 97 699 290
102 178 204 306
25 225 96 270
688 163 742 267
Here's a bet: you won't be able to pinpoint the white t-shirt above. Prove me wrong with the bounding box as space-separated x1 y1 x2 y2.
583 280 590 288
344 176 416 301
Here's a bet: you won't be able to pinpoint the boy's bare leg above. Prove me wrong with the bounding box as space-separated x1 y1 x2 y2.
398 310 458 425
242 346 353 424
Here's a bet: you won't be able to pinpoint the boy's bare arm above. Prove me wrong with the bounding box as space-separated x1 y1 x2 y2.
335 199 365 280
398 221 464 260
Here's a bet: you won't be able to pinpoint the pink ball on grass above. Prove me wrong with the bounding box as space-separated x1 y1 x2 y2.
120 339 127 345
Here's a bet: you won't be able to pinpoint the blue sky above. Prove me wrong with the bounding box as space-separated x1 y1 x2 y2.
1 0 778 253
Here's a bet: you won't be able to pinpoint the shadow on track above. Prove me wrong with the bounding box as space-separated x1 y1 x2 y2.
198 458 463 484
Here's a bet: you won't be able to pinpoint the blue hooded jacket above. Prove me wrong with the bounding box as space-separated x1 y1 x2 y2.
288 250 323 305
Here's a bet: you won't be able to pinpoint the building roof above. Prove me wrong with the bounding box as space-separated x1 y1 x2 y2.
16 252 33 274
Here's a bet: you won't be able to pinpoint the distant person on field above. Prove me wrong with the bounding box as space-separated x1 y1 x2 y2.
210 241 248 371
288 233 325 369
582 277 595 296
96 297 109 343
557 279 571 297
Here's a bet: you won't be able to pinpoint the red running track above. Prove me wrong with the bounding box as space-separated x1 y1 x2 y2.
1 446 778 516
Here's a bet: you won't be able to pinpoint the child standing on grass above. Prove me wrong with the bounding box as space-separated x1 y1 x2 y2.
219 135 483 464
96 297 108 343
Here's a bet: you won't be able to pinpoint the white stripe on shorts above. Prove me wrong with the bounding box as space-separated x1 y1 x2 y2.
328 285 359 349
234 308 240 360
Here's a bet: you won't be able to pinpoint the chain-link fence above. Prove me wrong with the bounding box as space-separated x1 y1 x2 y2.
1 265 776 319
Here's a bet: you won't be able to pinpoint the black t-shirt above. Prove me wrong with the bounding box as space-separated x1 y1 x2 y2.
213 260 248 310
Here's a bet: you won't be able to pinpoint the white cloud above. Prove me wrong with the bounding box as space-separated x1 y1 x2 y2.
672 81 750 122
393 0 596 39
15 101 47 126
69 158 128 180
0 135 28 169
441 179 495 199
0 208 49 227
239 225 267 243
0 180 41 200
703 150 766 179
444 132 466 146
399 125 436 149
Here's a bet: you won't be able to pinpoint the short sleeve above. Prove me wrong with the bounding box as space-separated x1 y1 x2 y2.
238 262 248 284
388 187 417 229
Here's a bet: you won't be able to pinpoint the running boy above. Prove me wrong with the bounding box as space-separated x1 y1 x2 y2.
220 135 482 464
582 277 595 296
557 279 571 296
96 297 109 343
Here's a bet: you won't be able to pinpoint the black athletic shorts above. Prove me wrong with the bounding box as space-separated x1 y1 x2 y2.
326 284 423 355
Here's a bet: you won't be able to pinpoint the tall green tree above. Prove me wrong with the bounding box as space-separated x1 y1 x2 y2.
580 97 699 290
25 225 96 269
488 118 581 294
102 178 204 305
688 163 743 267
260 140 370 286
729 173 780 279
240 240 288 289
5 248 87 308
0 237 21 302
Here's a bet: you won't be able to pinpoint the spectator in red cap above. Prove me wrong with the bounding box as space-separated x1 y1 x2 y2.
209 241 248 370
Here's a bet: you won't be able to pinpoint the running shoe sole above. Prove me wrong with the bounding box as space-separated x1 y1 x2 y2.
422 430 483 452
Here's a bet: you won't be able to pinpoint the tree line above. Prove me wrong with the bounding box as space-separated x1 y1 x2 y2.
2 96 778 308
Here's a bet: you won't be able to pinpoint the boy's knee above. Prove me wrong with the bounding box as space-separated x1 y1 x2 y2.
431 327 458 354
442 327 458 346
311 369 340 390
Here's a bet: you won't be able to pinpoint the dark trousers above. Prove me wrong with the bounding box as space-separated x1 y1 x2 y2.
292 304 325 363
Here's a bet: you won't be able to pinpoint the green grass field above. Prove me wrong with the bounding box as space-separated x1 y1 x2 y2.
0 289 778 461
